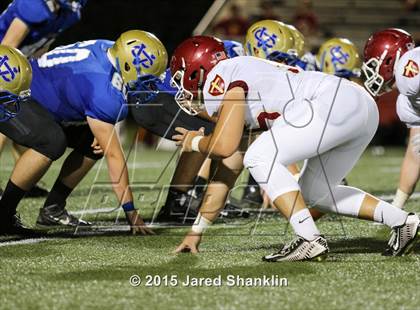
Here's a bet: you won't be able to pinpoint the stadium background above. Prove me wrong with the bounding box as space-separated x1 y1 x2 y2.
1 0 418 146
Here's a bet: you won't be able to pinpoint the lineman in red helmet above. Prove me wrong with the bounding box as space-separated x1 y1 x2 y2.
362 28 419 210
170 35 419 261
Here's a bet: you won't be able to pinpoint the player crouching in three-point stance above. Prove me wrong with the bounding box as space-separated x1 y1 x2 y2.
362 28 420 210
170 36 420 261
0 30 166 235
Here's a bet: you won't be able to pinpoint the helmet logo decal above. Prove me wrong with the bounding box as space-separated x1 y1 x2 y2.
403 60 419 78
208 75 225 96
254 27 278 52
131 44 156 70
330 46 349 67
0 55 18 83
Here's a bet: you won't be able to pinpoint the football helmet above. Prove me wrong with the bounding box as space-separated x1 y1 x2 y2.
223 40 245 58
286 24 305 58
170 36 227 115
362 28 414 96
245 20 298 64
317 38 361 78
0 45 32 122
109 30 168 104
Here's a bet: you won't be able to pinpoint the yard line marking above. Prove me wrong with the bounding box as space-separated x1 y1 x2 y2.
0 238 52 247
72 207 117 215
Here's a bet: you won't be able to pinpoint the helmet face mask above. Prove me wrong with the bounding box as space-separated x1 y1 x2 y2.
362 28 414 97
170 68 204 116
0 89 30 122
170 36 227 116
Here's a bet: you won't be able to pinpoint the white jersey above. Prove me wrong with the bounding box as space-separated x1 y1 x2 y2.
395 47 420 127
203 56 334 130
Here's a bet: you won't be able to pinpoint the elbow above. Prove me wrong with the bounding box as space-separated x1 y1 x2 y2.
211 142 238 158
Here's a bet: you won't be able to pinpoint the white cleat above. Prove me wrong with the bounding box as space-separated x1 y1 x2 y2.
263 235 329 262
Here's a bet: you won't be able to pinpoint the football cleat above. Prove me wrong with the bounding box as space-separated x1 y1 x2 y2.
0 214 43 237
382 213 420 256
263 235 329 262
220 200 251 219
36 204 92 228
241 185 263 207
155 189 202 224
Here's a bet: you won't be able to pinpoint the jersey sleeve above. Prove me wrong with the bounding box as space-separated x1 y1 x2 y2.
395 48 420 97
396 94 420 128
203 58 249 117
16 0 53 25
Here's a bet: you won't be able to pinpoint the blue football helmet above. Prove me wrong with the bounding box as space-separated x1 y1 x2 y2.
57 0 87 13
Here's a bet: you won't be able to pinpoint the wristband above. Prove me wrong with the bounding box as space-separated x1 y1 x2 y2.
191 135 204 152
122 201 136 212
191 212 212 234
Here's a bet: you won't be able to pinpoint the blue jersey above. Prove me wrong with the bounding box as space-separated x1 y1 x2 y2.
30 39 128 124
0 0 85 56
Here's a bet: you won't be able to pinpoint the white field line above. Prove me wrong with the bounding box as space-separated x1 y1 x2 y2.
0 238 51 247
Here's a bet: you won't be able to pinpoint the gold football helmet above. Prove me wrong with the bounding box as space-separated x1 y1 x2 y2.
286 24 305 58
0 45 32 121
316 38 361 78
245 20 297 60
109 30 168 86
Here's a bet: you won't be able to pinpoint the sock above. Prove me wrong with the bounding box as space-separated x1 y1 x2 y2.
192 176 207 196
374 200 408 228
0 181 26 217
162 188 186 210
392 189 410 209
43 180 73 209
289 208 320 241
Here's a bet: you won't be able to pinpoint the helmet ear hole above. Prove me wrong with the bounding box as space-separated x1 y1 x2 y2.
385 57 392 65
189 70 198 81
124 62 130 72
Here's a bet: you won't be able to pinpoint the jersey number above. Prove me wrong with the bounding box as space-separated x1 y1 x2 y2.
37 40 97 68
257 111 281 130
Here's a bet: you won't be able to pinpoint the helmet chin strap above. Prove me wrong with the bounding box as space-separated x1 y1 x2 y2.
195 68 205 110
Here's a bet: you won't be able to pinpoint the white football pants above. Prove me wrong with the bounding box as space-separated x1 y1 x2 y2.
243 77 379 215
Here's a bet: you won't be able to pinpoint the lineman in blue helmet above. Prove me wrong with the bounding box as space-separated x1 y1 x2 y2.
129 39 248 223
0 0 88 197
0 30 168 235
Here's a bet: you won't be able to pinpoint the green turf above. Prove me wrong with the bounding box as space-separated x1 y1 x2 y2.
0 146 419 310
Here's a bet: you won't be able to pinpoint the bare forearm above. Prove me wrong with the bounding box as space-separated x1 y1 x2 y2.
399 143 420 194
106 154 133 204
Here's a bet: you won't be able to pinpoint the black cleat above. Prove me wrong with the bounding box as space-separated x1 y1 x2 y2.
36 204 92 228
220 201 250 219
25 185 49 198
241 185 263 207
155 189 202 224
0 214 43 237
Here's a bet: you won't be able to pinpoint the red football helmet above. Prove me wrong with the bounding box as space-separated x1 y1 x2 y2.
362 28 414 97
170 36 227 115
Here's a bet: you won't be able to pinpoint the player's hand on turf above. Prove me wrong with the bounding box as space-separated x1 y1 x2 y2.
91 138 104 155
126 210 155 235
172 127 205 152
174 232 202 254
